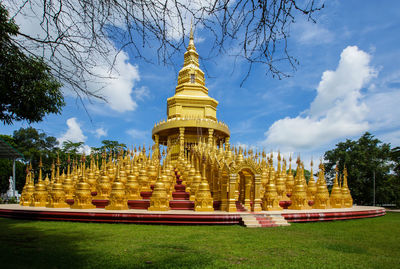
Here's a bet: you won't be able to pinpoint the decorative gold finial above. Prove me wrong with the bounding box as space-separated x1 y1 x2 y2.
190 19 194 40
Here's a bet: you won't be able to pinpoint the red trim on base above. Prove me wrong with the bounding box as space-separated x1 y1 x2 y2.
282 209 386 222
0 208 241 225
0 206 386 226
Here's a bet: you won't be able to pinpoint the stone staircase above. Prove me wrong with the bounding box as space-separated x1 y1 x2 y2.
241 213 290 228
169 172 194 210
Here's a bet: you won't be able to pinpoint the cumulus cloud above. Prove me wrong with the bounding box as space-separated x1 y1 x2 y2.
263 46 376 150
88 51 140 112
58 118 87 144
94 127 108 139
58 118 91 154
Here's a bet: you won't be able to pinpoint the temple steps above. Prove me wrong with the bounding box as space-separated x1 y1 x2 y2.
241 215 261 228
174 184 186 192
241 213 290 228
170 200 194 210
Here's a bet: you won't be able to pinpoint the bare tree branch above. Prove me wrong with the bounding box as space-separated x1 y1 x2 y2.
6 0 324 100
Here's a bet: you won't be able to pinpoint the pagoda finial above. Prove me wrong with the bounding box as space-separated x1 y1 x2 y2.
190 19 194 40
188 19 195 50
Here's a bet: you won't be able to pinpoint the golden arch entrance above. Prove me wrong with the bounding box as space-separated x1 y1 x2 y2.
224 161 262 212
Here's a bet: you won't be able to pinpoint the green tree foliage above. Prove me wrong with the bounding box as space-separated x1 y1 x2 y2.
61 141 84 161
0 3 64 125
92 140 127 154
0 127 131 192
12 127 60 181
324 132 400 206
0 135 25 194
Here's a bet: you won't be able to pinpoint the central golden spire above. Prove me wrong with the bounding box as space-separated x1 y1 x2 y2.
187 22 196 52
176 24 207 92
152 24 230 156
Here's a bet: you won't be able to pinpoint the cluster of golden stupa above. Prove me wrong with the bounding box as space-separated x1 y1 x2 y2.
19 26 353 212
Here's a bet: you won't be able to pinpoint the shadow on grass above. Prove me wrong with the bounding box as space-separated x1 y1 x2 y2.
0 218 93 269
0 218 216 269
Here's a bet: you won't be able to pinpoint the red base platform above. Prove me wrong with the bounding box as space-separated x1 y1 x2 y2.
282 208 386 222
0 205 386 226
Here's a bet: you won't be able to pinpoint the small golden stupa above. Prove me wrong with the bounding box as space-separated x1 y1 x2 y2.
19 25 353 213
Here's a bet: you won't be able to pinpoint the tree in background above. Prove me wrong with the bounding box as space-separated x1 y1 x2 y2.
0 128 132 192
0 135 25 194
0 4 64 125
324 132 400 206
91 140 127 155
13 127 59 172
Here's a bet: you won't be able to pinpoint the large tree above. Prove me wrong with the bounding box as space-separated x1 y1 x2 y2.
0 3 64 125
5 0 323 100
13 127 59 175
324 132 400 206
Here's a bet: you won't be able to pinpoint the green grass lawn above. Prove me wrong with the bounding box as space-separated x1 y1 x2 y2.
0 213 399 269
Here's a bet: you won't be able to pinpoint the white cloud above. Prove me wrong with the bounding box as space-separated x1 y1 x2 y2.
94 128 108 139
58 118 87 144
89 51 140 112
79 145 92 155
293 20 333 45
263 46 376 151
58 118 91 154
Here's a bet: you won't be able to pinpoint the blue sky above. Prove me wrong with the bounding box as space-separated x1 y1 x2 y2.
3 1 400 164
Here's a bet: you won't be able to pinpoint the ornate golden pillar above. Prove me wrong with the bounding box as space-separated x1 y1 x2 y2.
213 167 220 201
238 172 244 203
225 137 230 150
179 127 185 158
225 137 232 159
244 174 252 209
227 174 237 212
220 169 228 211
154 134 160 160
208 128 214 148
253 174 262 212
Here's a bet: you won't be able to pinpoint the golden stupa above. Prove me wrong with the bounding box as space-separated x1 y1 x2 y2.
152 26 230 160
19 25 353 212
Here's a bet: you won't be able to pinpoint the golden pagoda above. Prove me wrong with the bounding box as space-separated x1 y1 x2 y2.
18 25 353 213
151 25 230 160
